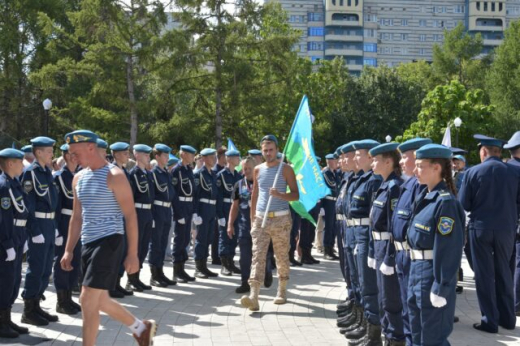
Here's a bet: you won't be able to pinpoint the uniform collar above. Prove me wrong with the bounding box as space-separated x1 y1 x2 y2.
424 180 448 200
484 156 502 163
34 161 49 172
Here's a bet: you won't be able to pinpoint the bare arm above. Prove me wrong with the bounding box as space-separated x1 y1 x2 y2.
61 174 83 271
227 199 239 238
250 166 259 220
270 164 299 202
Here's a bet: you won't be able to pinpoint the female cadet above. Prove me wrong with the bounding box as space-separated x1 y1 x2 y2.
367 142 405 346
407 144 464 346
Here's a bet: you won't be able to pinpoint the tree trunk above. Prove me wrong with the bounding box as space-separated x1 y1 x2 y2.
214 1 223 149
127 54 138 147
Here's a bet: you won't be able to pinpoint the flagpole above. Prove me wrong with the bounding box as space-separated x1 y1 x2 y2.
261 95 307 228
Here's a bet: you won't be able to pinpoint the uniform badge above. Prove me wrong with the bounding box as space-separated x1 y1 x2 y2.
194 178 200 186
23 180 33 193
217 179 222 187
391 199 398 211
437 217 454 235
172 177 178 186
1 197 11 210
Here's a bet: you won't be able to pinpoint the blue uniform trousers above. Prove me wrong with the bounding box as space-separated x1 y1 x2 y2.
395 250 412 346
345 225 361 305
172 214 193 263
149 218 170 268
337 220 346 280
515 235 520 313
469 227 516 330
408 260 456 346
238 236 273 284
22 220 55 299
374 240 405 342
0 240 25 309
354 225 379 324
322 199 336 248
53 216 81 290
195 207 216 261
219 204 238 258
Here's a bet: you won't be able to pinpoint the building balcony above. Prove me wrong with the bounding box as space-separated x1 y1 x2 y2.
483 38 503 46
325 48 363 56
346 64 363 71
325 34 363 42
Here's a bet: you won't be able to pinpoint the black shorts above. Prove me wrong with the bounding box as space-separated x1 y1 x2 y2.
82 234 124 290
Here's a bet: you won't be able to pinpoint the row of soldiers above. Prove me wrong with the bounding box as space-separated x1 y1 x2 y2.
317 133 520 346
0 135 274 338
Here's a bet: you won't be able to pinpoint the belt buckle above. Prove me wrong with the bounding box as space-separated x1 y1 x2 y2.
268 212 275 218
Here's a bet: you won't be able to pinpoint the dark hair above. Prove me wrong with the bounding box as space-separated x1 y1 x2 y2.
510 147 520 156
430 158 457 196
482 145 502 156
382 150 402 177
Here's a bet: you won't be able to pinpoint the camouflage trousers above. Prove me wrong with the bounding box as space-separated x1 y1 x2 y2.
249 214 292 285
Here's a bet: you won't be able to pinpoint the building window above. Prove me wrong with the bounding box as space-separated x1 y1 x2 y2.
420 34 426 41
455 5 465 13
364 29 375 38
419 48 426 55
419 19 427 27
477 2 480 11
434 34 443 41
484 2 488 12
308 42 323 51
364 58 377 66
434 20 444 28
393 47 401 54
382 33 391 41
402 19 408 26
311 57 321 63
308 27 324 36
308 12 324 21
402 33 408 41
364 43 377 52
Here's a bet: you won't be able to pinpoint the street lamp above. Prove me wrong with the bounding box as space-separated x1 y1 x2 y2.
42 98 52 136
454 117 462 147
385 135 392 143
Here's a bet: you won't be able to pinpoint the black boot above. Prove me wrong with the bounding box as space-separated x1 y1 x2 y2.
324 247 339 260
0 309 19 338
345 318 367 340
364 322 383 346
228 258 241 274
126 273 144 292
21 299 48 326
202 260 219 277
181 262 196 282
136 270 152 290
56 290 78 315
339 308 363 334
337 305 360 328
301 248 315 265
235 282 250 294
264 270 273 288
289 251 302 266
309 249 320 264
67 290 81 312
220 257 232 276
116 276 133 296
337 299 354 314
150 266 168 287
158 267 177 286
174 262 188 283
195 260 209 279
35 298 58 322
386 340 406 346
109 288 125 298
7 307 28 335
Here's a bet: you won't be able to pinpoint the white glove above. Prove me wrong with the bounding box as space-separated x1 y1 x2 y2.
380 262 395 276
178 218 186 224
23 241 28 254
193 214 202 226
367 257 376 269
32 234 45 244
5 248 16 261
319 208 325 216
55 236 63 246
430 292 447 308
354 245 359 256
218 218 226 227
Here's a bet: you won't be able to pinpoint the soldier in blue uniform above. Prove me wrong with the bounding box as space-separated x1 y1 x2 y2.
0 148 30 337
127 144 155 291
21 145 34 168
322 153 340 260
193 148 219 278
407 144 465 345
21 136 59 325
459 134 520 333
171 145 197 283
248 149 263 166
108 142 134 298
149 144 177 287
299 203 321 264
217 149 243 275
342 140 382 345
366 142 405 346
211 148 227 265
384 138 431 345
504 131 520 317
53 144 82 315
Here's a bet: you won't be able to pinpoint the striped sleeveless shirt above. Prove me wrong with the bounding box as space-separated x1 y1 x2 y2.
256 162 289 213
76 164 124 244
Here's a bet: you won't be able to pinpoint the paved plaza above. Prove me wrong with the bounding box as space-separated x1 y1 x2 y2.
2 251 519 346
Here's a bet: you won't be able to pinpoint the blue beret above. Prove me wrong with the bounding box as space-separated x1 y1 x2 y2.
473 134 506 148
30 136 56 147
449 147 467 155
180 145 197 154
504 131 520 150
65 130 98 144
133 144 152 153
110 142 130 151
225 149 240 157
248 149 262 156
260 134 278 146
325 153 336 160
369 142 400 157
415 144 453 160
353 139 380 150
341 142 357 154
200 148 216 156
60 144 69 152
96 139 108 149
21 145 32 153
168 154 179 166
453 155 466 163
0 148 24 159
398 138 432 153
154 143 172 154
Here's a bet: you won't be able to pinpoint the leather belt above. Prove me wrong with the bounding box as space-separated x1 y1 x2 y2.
372 231 391 241
223 198 232 203
61 208 73 216
135 203 152 209
336 214 346 221
200 198 216 205
153 200 171 208
325 196 337 201
346 218 370 226
410 249 433 260
179 197 193 202
394 241 410 251
14 219 27 227
35 212 55 219
257 210 290 218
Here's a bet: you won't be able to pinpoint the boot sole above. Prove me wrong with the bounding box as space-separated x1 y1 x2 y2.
240 297 259 311
21 316 48 326
273 298 287 305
